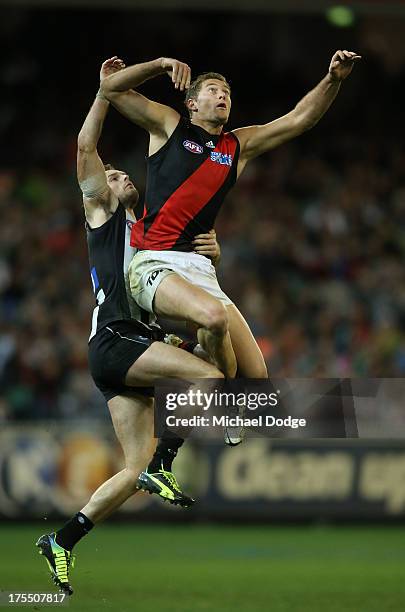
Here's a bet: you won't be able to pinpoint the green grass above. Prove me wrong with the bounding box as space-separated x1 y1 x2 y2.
1 524 405 612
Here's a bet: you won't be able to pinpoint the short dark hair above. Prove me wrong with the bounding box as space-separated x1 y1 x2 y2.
185 72 230 118
104 164 115 171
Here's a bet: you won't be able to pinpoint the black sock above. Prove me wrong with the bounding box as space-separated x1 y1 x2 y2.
55 512 94 551
148 434 184 473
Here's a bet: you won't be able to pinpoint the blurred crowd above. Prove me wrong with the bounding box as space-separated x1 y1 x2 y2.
219 140 405 378
0 9 404 420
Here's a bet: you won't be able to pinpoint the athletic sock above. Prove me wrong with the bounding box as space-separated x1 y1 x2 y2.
148 434 184 473
55 512 94 551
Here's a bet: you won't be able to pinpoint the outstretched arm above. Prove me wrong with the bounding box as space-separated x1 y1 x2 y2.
100 57 191 138
234 50 361 168
77 57 126 221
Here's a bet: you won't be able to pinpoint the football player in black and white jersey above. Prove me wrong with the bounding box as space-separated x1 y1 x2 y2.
35 57 224 597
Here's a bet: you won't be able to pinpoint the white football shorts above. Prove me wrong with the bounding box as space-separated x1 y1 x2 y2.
128 249 233 313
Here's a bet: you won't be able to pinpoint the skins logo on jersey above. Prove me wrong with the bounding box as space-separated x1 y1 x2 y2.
210 152 233 166
183 140 203 154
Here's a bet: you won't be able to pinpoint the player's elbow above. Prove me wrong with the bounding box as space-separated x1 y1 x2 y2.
100 76 122 100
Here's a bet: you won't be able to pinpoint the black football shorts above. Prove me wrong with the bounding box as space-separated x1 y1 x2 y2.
88 320 158 402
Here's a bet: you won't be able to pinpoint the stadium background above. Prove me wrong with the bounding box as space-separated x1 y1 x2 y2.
0 1 405 610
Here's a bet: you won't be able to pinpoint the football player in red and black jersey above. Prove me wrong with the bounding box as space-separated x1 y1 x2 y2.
100 51 361 383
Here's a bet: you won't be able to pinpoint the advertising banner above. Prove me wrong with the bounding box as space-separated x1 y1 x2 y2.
1 424 404 520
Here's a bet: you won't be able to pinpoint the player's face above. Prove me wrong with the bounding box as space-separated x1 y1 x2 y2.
193 79 231 125
106 170 139 207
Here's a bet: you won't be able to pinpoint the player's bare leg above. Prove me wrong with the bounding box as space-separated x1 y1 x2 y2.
226 304 268 378
196 326 235 375
36 392 154 595
124 340 224 385
125 341 224 441
221 305 268 445
80 393 155 523
125 341 224 504
153 273 237 378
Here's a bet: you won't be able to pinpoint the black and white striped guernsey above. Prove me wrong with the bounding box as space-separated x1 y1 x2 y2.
86 203 154 341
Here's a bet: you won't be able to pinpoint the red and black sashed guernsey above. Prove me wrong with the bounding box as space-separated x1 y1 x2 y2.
130 116 240 252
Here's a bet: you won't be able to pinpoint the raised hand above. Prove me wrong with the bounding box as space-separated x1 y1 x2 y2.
160 57 191 91
100 56 126 83
329 50 361 82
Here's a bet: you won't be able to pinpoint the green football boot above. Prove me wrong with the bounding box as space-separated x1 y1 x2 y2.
137 470 195 507
36 532 75 595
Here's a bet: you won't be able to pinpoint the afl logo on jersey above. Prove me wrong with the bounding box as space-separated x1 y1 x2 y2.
183 140 203 154
126 220 134 230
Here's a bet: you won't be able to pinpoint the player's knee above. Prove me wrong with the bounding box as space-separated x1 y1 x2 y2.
202 302 228 335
